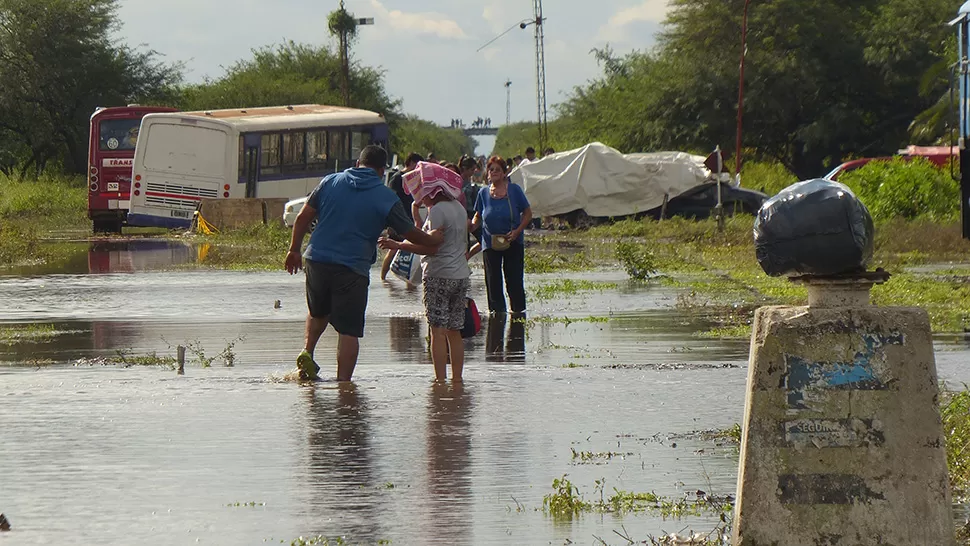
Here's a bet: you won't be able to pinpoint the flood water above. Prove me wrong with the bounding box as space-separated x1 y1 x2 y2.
2 240 969 545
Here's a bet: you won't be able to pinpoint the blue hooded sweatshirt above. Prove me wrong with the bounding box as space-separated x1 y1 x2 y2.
303 167 401 278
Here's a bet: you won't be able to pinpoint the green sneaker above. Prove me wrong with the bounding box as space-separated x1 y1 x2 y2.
296 350 320 380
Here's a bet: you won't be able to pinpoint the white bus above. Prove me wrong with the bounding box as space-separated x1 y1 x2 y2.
127 104 390 229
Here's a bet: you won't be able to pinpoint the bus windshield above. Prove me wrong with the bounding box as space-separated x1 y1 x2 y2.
99 118 142 151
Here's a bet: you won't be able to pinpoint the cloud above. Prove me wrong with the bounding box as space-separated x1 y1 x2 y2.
597 0 670 42
369 0 467 40
608 0 670 26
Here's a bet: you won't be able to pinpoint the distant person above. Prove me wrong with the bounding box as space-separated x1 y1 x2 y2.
427 152 438 163
379 164 471 382
471 156 532 315
285 145 443 382
381 152 423 280
519 147 536 167
542 147 555 157
458 155 482 259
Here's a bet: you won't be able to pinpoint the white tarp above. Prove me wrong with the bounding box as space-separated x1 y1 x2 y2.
508 142 711 217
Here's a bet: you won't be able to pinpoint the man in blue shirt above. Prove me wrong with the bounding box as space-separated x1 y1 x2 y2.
285 145 442 381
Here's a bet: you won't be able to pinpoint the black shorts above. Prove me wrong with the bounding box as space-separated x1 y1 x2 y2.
304 259 369 338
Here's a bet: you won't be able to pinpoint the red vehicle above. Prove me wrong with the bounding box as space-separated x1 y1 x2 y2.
87 105 177 233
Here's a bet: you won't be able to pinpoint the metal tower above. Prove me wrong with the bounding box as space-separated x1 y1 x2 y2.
532 0 548 150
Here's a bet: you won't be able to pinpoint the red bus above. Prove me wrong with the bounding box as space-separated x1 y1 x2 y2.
88 105 177 233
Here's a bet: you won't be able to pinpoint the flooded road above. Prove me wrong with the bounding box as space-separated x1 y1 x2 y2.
2 240 968 545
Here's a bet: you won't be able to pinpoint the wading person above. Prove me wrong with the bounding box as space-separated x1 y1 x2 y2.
379 162 471 382
380 152 423 281
285 145 443 382
471 156 532 315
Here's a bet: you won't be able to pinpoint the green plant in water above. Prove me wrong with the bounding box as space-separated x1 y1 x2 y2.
615 240 656 280
542 475 591 519
0 323 56 345
530 278 617 301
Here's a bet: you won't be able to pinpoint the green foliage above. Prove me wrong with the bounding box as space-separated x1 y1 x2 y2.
741 161 799 197
180 42 470 161
550 0 955 179
0 324 56 345
391 116 477 163
615 240 657 280
839 157 959 222
492 120 581 160
180 41 395 116
524 249 593 274
542 475 590 519
0 0 180 175
942 387 970 500
327 8 358 41
530 279 617 302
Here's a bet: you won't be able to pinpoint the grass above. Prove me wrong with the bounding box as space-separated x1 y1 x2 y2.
943 386 970 502
542 474 733 523
537 214 970 335
530 278 618 302
0 324 57 345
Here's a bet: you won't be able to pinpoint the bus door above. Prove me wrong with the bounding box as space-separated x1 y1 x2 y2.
242 133 260 198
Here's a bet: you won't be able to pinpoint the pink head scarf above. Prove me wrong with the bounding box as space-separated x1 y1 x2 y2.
402 161 463 202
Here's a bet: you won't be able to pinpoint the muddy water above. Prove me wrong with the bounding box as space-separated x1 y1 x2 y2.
1 240 968 545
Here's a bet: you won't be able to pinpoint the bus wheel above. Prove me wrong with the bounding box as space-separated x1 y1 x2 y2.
93 219 123 234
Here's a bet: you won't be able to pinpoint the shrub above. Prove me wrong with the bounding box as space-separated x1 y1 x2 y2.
741 160 799 197
839 157 959 222
615 240 656 280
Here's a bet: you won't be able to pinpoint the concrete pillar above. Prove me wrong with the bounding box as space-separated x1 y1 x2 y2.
733 275 955 546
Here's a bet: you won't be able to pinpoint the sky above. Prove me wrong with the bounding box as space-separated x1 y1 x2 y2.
115 0 670 154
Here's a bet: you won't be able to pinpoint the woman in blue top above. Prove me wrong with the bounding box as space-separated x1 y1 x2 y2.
471 156 533 314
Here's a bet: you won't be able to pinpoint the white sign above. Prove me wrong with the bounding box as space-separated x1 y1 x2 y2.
106 182 120 192
102 158 133 168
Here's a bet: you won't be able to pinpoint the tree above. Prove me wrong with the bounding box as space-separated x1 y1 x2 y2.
392 116 478 162
180 41 396 115
181 42 476 161
0 0 180 175
554 0 955 179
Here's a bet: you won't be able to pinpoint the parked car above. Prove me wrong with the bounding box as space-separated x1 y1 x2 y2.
282 197 307 228
822 157 892 181
643 181 768 220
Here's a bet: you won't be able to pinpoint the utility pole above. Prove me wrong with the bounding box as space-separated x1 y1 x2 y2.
505 79 512 126
329 0 373 107
735 0 751 182
531 0 548 150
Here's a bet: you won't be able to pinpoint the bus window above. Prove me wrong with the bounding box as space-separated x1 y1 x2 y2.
351 131 373 159
282 132 307 173
142 123 227 178
260 133 281 175
307 131 328 168
100 119 142 151
329 130 349 165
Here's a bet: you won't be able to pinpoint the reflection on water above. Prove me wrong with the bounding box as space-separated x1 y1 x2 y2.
424 382 474 545
303 383 377 538
87 239 201 273
485 314 526 362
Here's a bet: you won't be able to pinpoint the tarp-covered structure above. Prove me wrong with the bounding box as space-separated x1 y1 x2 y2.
508 142 712 217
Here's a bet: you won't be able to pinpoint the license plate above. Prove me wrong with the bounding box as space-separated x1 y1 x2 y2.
171 210 192 219
106 182 120 192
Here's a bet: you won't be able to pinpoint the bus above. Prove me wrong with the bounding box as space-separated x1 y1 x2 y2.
88 105 178 233
127 104 390 229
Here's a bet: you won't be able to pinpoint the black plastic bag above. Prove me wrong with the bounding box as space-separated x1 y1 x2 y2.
753 179 874 277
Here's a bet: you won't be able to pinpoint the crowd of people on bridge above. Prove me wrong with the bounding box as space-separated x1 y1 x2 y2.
449 117 492 129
